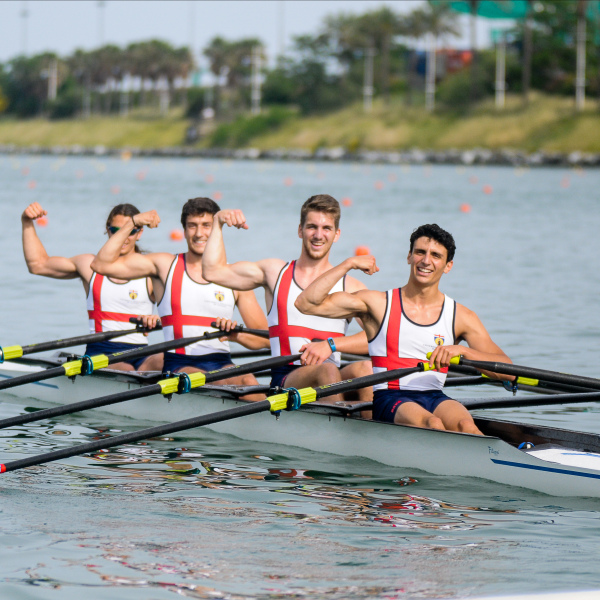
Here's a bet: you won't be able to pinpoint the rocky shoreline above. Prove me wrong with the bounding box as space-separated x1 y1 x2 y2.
1 144 599 167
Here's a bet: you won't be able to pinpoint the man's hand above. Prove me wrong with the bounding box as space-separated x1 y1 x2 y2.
428 344 463 370
22 202 47 223
134 210 161 229
347 255 379 276
213 317 241 341
134 314 162 335
216 209 249 230
298 340 333 366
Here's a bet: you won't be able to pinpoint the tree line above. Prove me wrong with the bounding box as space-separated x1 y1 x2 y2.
0 0 597 122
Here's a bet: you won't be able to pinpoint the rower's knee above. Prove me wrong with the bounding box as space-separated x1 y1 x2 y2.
317 362 341 384
426 416 446 431
240 373 258 387
456 418 482 435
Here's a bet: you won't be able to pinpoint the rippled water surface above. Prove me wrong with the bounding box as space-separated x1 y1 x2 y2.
0 155 599 599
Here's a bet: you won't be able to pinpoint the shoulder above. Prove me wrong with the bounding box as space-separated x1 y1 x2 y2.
71 253 95 274
257 258 286 273
455 302 485 331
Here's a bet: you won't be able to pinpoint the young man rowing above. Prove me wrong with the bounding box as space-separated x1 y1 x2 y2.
91 197 268 394
295 224 515 433
201 194 372 406
21 202 162 372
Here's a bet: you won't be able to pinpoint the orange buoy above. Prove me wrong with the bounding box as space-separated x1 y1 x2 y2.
110 185 120 194
355 245 370 256
483 184 493 194
21 167 30 176
205 174 215 183
75 170 84 179
560 177 570 188
469 176 478 184
36 216 48 227
460 203 471 213
170 229 184 241
136 171 146 181
213 191 223 201
374 181 384 190
27 180 37 189
283 177 293 186
387 173 397 182
342 197 352 207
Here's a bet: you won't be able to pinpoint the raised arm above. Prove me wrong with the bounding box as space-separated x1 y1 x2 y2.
295 255 379 320
21 203 90 280
91 210 162 279
202 209 271 291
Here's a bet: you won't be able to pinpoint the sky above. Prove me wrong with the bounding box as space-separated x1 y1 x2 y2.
0 1 514 69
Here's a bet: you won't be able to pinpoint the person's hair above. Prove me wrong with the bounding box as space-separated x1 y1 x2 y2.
300 194 341 229
409 224 456 262
180 197 221 228
106 203 142 253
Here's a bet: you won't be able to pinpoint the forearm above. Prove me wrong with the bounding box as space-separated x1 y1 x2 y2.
202 221 229 281
93 218 135 266
296 259 353 312
333 331 369 356
231 332 271 350
22 220 49 274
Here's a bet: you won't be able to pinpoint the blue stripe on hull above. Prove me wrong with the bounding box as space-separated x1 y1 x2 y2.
492 458 600 480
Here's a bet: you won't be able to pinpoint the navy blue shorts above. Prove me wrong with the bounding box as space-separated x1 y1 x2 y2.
270 365 299 389
163 352 234 373
373 389 452 423
85 340 148 370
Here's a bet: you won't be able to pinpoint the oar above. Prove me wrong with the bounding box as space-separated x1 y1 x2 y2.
428 356 600 392
0 364 421 473
0 325 265 392
463 391 600 410
0 324 157 363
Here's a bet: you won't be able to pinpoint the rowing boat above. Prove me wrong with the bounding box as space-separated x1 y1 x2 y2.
2 354 600 498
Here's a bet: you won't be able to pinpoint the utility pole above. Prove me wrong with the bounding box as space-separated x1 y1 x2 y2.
425 33 437 112
97 1 106 47
20 1 29 56
363 44 375 113
251 46 261 115
495 32 506 109
278 0 285 58
575 0 587 111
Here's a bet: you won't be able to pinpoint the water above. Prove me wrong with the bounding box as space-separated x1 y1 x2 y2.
0 154 599 599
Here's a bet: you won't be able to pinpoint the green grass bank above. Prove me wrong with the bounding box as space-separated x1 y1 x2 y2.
1 93 599 154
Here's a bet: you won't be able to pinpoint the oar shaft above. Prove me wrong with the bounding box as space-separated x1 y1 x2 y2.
463 391 600 410
0 365 67 391
19 327 146 356
460 358 600 391
204 354 301 383
1 400 271 473
0 384 162 430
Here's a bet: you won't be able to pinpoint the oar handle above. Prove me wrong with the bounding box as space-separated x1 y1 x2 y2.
209 322 269 339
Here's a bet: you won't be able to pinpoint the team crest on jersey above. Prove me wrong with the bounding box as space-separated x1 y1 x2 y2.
129 289 138 300
434 334 445 346
214 291 225 302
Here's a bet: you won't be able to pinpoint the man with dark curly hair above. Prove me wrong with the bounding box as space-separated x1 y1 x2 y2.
295 223 514 433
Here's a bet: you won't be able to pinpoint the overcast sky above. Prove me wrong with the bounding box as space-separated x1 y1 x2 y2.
0 1 512 68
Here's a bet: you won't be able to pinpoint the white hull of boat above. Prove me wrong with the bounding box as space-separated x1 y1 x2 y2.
2 359 600 498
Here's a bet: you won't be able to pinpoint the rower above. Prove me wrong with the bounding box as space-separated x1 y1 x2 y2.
90 198 268 398
201 194 373 407
21 202 162 372
294 223 516 434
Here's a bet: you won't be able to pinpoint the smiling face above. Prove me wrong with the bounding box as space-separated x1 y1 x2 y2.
407 236 453 286
184 212 214 256
298 210 340 261
107 214 142 256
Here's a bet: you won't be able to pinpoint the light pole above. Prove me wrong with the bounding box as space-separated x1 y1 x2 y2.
20 1 29 56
